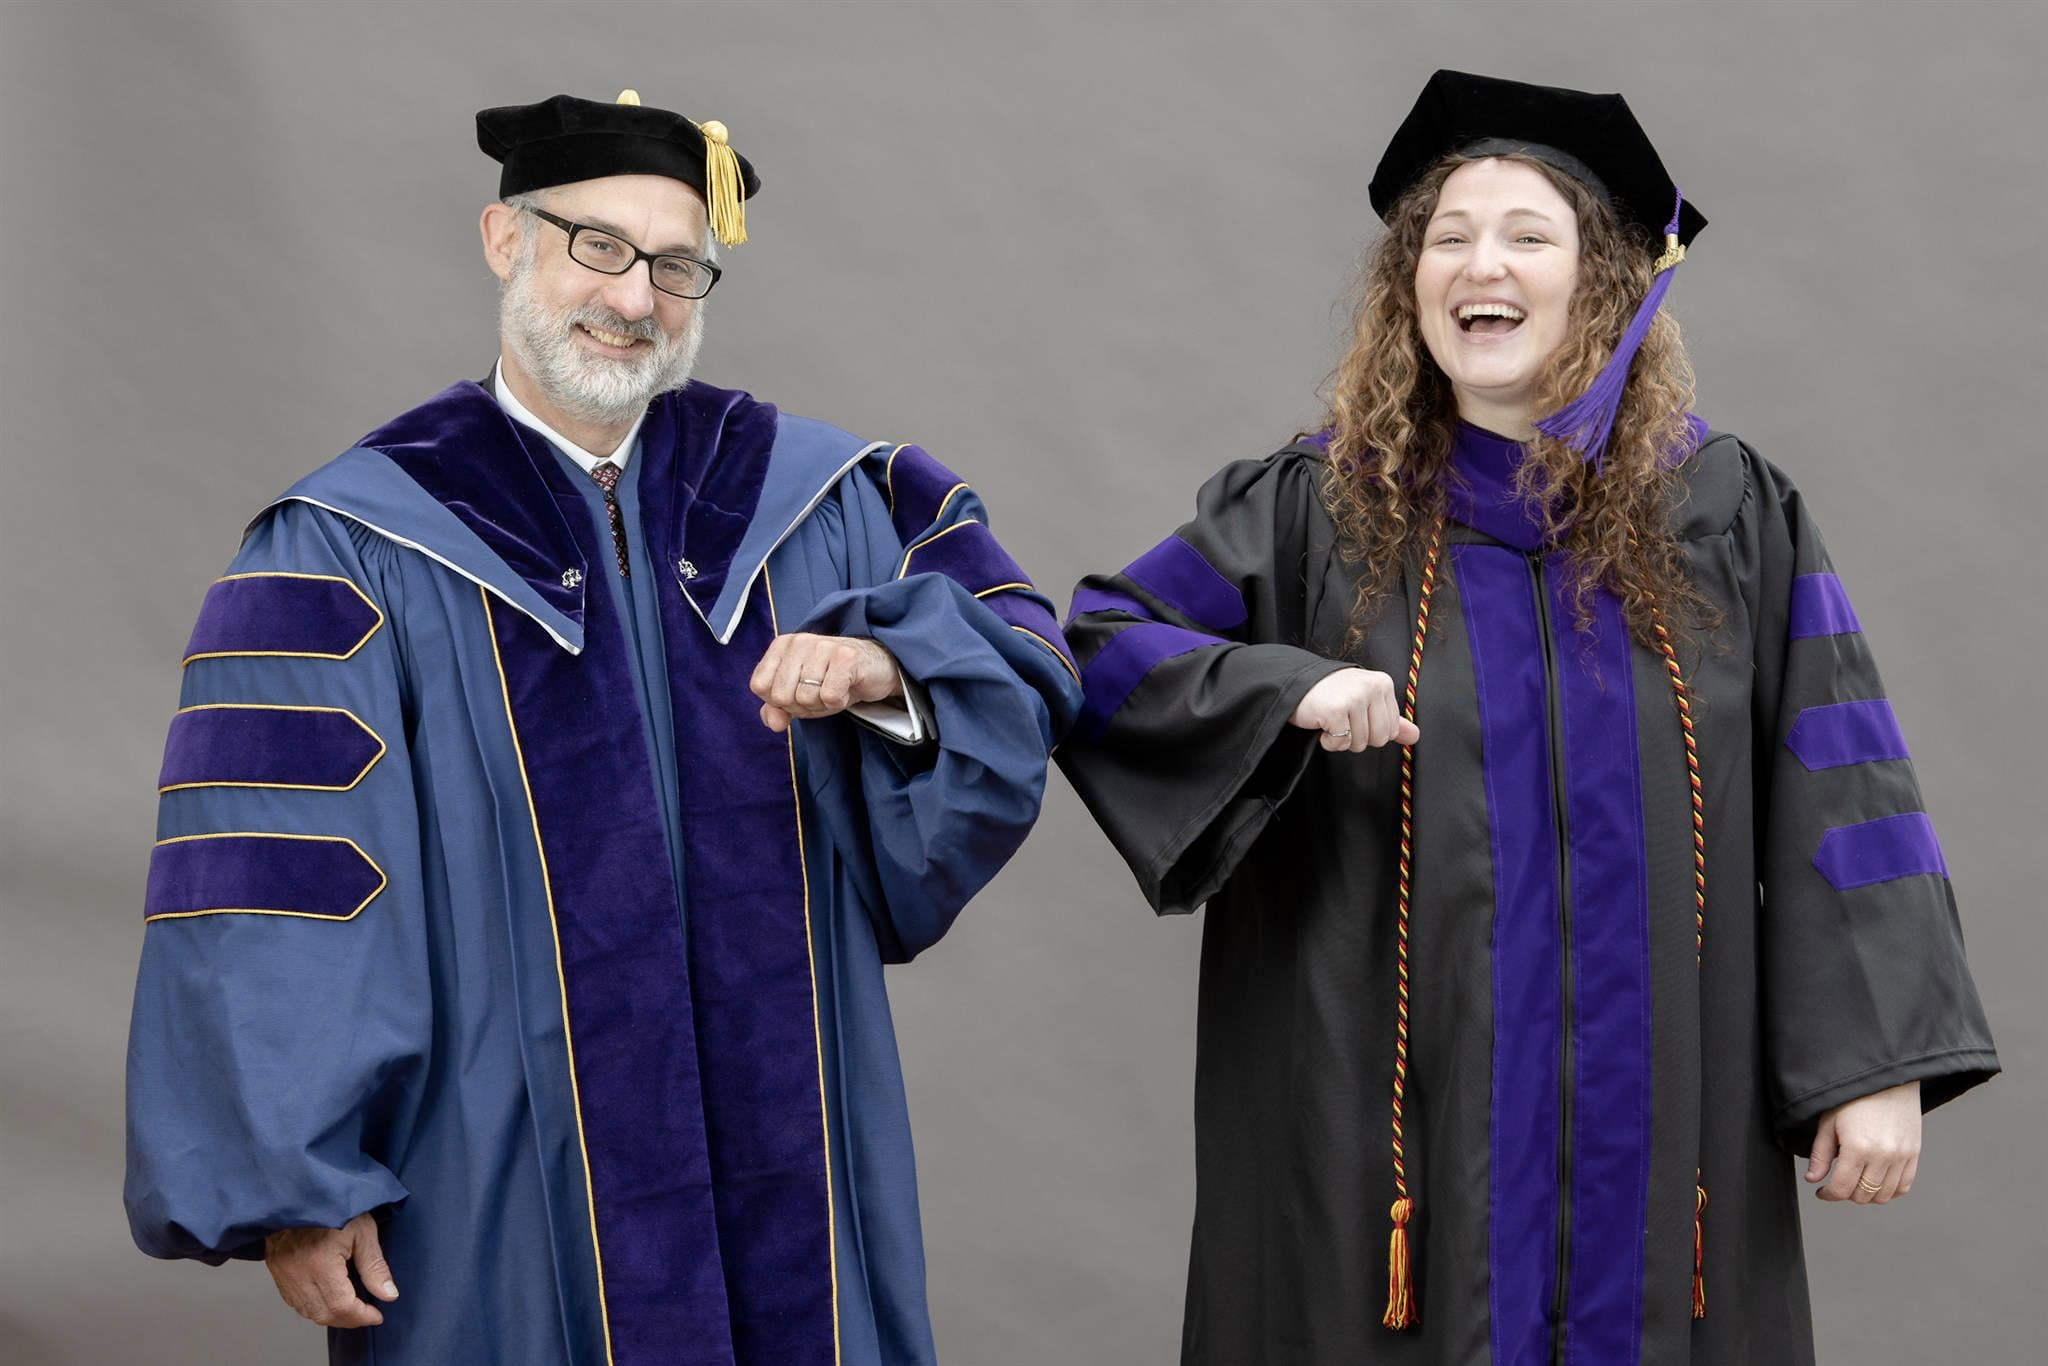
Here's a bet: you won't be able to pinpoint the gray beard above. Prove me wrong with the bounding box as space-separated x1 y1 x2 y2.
498 253 704 429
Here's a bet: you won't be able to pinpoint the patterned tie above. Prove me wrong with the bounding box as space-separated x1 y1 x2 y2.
588 460 631 579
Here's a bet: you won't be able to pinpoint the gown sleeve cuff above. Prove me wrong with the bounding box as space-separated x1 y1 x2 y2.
1774 1044 2002 1150
1149 653 1351 910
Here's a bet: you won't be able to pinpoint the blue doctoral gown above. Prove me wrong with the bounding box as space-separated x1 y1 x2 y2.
125 379 1082 1366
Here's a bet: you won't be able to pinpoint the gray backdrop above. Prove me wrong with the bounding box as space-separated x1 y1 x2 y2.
3 1 2042 1362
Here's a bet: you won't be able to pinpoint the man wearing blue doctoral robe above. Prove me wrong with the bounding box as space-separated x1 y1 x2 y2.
124 91 1082 1366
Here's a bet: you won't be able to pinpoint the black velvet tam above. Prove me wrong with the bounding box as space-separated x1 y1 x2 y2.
476 93 762 202
1370 70 1705 246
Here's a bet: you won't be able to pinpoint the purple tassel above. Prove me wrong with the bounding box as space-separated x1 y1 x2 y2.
1536 190 1687 471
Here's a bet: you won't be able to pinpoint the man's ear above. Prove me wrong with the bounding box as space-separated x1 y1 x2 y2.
480 202 523 282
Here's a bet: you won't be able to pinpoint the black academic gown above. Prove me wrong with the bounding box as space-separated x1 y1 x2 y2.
1056 424 1997 1366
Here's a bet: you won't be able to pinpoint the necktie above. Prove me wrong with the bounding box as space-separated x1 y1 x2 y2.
588 460 631 579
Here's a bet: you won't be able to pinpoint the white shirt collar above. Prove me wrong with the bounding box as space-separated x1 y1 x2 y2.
491 358 649 475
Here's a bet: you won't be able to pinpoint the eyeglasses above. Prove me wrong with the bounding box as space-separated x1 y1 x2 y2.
529 208 723 300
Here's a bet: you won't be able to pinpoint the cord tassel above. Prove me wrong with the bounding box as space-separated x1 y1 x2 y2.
1382 520 1442 1333
1653 601 1709 1324
1384 1197 1418 1329
1692 1180 1708 1319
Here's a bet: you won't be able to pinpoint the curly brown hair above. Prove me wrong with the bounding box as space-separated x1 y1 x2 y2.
1321 152 1715 651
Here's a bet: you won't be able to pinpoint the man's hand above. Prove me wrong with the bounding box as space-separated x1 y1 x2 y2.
750 634 904 733
264 1212 399 1328
1287 667 1420 752
1806 1079 1922 1205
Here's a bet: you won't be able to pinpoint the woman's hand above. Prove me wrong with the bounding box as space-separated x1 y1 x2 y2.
1288 668 1420 753
1806 1079 1922 1204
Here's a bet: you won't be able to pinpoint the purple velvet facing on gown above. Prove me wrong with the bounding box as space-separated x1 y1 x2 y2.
486 527 740 1364
357 384 592 629
641 397 840 1366
1549 565 1652 1365
1452 543 1563 1366
367 383 835 1364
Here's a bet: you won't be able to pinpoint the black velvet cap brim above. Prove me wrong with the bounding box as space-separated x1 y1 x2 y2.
1370 70 1704 246
477 94 762 202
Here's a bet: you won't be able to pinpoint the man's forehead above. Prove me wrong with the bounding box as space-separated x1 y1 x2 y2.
541 175 710 240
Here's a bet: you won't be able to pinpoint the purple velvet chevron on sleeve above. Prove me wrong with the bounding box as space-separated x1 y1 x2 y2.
159 705 387 792
145 833 387 922
883 444 971 545
900 520 1027 594
899 518 1072 673
976 592 1073 671
183 573 385 663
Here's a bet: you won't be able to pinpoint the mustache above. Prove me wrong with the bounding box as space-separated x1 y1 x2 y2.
567 303 664 346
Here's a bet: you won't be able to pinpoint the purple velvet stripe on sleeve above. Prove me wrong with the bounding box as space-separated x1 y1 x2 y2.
1548 563 1651 1366
1075 621 1227 743
1788 573 1861 640
183 574 383 661
159 707 383 791
1451 544 1562 1366
1813 812 1948 891
1066 586 1152 626
979 592 1076 670
1785 699 1910 771
901 519 1029 597
885 444 970 546
145 834 383 921
1121 535 1248 632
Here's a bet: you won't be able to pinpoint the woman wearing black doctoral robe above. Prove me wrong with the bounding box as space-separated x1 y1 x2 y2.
1057 71 1998 1365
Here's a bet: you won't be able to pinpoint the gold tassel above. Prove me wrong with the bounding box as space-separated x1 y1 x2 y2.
696 118 748 246
1383 1197 1417 1329
1692 1181 1707 1320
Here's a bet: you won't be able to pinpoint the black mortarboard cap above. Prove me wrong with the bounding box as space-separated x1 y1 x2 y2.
477 90 761 245
1369 70 1706 248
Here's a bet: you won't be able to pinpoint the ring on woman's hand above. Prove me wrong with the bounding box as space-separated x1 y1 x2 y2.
1327 728 1352 739
799 678 825 688
1856 1175 1883 1193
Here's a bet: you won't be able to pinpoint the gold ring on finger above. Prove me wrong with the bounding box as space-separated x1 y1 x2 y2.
1857 1175 1883 1194
799 678 824 687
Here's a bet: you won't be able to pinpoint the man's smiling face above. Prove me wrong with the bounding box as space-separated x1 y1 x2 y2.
494 174 712 430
